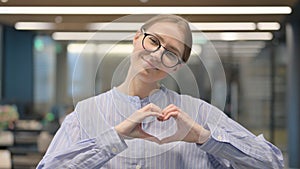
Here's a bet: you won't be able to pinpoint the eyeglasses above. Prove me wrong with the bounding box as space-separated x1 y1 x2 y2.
141 29 183 68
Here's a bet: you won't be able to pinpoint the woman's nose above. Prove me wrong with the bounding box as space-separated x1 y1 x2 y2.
150 47 164 61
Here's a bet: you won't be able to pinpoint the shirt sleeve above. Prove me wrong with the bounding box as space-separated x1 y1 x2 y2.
197 101 284 169
36 112 128 169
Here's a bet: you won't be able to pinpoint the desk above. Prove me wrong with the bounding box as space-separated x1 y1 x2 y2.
0 131 14 147
0 150 11 169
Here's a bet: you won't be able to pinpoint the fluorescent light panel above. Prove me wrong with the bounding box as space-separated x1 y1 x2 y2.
97 44 133 54
216 49 261 55
67 43 96 54
195 32 273 41
88 22 256 31
53 31 273 41
16 22 279 31
191 22 256 31
52 32 135 41
15 22 55 30
87 22 143 31
67 43 133 55
212 41 266 49
257 22 281 30
0 6 292 15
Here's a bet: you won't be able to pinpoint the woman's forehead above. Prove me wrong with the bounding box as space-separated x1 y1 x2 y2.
146 22 185 43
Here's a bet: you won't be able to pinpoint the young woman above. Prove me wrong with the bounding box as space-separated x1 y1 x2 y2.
37 15 284 169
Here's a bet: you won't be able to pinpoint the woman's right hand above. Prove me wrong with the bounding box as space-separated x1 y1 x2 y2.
114 103 163 144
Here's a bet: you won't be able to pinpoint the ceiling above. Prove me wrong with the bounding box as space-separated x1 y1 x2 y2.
0 0 298 33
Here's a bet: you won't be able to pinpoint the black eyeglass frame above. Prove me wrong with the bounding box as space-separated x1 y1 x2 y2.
141 29 183 68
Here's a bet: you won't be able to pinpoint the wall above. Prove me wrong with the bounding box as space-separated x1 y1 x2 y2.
2 26 34 118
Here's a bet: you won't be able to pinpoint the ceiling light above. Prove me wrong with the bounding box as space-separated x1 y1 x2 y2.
67 43 96 54
54 16 63 23
194 32 273 41
97 44 133 54
15 22 55 30
67 43 133 56
53 31 273 41
87 22 143 31
257 22 281 30
52 32 134 41
212 41 266 49
191 22 256 31
0 6 292 15
88 22 256 31
17 21 257 31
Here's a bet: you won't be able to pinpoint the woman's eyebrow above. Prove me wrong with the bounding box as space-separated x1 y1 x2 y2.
167 45 181 56
153 33 165 43
153 33 182 56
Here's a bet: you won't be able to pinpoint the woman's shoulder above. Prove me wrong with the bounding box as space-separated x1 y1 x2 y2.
163 87 206 105
75 89 114 107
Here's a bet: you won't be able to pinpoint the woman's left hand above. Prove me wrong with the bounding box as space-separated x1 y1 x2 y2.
160 104 211 144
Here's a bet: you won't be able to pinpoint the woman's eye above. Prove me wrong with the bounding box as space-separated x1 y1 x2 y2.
149 37 159 45
167 50 179 58
166 51 178 59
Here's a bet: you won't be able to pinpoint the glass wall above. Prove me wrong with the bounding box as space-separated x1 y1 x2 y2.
212 40 287 162
33 35 56 114
0 25 2 99
33 37 288 165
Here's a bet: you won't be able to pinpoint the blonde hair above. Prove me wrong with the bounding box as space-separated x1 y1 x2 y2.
141 14 192 62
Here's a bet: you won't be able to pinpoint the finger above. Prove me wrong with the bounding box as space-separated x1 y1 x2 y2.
160 134 179 144
163 111 179 121
139 130 161 144
162 104 177 111
145 111 164 119
144 136 161 144
130 110 163 123
162 104 180 115
157 116 164 121
142 103 162 113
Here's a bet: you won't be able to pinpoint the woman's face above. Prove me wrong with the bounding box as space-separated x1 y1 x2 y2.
131 22 185 84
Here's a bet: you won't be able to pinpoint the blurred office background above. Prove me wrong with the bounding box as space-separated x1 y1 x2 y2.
0 0 300 168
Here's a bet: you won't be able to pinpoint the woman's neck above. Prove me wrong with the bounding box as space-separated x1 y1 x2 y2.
117 70 160 99
117 80 160 99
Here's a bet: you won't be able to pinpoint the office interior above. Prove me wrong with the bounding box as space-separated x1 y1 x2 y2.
0 0 300 168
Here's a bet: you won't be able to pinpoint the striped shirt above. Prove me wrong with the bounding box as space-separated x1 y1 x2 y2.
37 86 284 169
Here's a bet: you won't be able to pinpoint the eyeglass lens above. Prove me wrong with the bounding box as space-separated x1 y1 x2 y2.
143 34 180 68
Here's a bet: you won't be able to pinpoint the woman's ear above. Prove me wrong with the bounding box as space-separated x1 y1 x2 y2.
133 30 142 46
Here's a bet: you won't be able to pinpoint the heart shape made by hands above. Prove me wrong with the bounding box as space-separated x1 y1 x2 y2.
138 104 203 144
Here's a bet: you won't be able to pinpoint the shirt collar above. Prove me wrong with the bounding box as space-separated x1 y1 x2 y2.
110 85 169 123
111 85 167 106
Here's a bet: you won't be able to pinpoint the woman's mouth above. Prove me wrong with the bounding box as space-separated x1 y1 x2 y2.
141 56 159 70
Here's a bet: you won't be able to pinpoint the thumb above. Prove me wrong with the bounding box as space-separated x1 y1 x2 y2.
139 130 161 144
160 134 178 144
